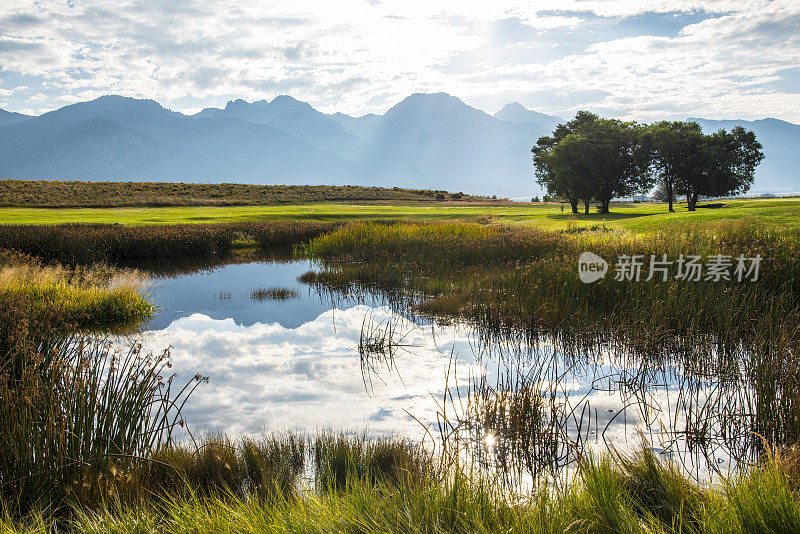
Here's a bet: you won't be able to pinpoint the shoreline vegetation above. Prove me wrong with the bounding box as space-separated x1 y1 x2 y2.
0 221 340 264
299 221 800 449
2 210 800 531
0 250 153 332
5 435 800 533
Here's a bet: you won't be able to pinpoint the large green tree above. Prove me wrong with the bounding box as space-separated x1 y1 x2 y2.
533 111 654 214
675 126 764 211
532 111 598 214
648 121 702 212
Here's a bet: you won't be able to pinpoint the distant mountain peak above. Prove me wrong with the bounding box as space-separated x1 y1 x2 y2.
384 92 485 121
220 95 315 114
499 102 527 114
89 94 165 109
271 94 301 104
494 102 563 131
270 94 316 113
398 92 467 107
224 98 265 111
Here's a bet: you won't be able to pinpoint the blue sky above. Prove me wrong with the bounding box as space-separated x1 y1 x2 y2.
1 1 798 121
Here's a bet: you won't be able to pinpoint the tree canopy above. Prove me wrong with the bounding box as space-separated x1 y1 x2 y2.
647 121 702 212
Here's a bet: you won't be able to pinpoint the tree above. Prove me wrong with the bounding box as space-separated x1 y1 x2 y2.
575 116 655 213
675 126 764 211
533 112 654 214
532 111 599 214
651 181 677 204
648 121 702 212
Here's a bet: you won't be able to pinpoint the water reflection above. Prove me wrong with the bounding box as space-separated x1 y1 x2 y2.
136 259 771 486
145 259 381 329
143 306 480 436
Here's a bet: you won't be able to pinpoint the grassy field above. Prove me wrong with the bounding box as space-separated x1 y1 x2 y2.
1 197 798 231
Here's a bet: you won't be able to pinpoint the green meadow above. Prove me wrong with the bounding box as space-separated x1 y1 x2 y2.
1 197 798 231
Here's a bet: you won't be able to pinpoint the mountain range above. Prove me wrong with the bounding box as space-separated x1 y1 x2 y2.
0 93 797 197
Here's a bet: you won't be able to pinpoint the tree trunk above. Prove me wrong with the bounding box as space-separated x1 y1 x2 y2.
687 194 698 211
584 200 590 214
570 200 578 214
599 198 610 214
667 181 674 213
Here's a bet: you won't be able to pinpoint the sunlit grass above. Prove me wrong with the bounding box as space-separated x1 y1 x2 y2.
0 256 154 331
3 437 800 533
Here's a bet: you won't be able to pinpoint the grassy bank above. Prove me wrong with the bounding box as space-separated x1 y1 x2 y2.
0 180 488 207
0 252 154 331
3 435 800 533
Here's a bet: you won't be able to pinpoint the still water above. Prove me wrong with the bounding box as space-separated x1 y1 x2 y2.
141 259 477 437
136 259 749 482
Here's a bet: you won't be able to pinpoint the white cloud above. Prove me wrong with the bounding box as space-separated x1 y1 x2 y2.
134 304 734 474
139 306 482 438
0 0 798 120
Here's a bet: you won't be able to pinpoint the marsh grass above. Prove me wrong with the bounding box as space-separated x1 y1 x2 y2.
312 432 435 491
299 220 800 478
0 253 153 332
5 438 800 533
440 358 591 485
139 434 306 501
0 332 204 515
299 219 800 363
0 221 340 264
0 252 195 516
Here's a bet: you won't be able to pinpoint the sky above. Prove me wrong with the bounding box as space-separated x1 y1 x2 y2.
1 0 799 122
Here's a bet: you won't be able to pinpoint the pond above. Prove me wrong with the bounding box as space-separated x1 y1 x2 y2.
136 258 760 484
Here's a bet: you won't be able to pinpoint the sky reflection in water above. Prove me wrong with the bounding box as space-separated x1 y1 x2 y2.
137 260 733 480
141 260 478 437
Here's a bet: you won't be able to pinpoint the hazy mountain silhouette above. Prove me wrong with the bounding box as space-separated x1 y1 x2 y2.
494 102 563 132
353 93 551 194
0 96 358 184
0 108 32 127
194 96 365 160
0 94 797 195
